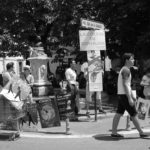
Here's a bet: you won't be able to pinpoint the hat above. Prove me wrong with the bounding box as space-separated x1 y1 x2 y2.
23 65 31 70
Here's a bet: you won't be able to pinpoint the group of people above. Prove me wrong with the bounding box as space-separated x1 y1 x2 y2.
1 54 150 138
1 62 34 102
0 62 35 126
58 59 106 121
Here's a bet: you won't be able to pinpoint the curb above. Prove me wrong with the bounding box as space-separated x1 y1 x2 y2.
78 112 116 121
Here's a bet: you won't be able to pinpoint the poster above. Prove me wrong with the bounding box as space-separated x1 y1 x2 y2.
87 50 103 92
37 97 61 128
136 97 150 120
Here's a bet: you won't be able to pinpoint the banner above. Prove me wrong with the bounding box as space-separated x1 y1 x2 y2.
79 30 106 51
87 50 103 92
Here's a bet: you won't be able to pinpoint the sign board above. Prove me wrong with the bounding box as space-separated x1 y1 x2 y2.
87 50 103 92
37 97 61 128
79 30 106 51
56 93 74 120
81 18 104 30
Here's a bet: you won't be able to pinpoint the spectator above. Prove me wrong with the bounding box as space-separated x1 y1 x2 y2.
81 61 106 118
140 67 150 99
65 59 79 121
2 62 15 90
23 65 36 126
23 65 34 103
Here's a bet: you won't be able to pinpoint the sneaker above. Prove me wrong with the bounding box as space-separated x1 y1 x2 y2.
99 109 106 114
111 133 124 138
139 133 150 138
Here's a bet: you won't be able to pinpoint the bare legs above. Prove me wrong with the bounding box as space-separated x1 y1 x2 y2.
130 116 143 134
112 113 144 135
112 113 122 134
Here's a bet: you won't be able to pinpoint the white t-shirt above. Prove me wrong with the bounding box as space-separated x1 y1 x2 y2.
117 66 131 95
65 68 77 85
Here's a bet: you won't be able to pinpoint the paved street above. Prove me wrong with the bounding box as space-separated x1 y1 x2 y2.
0 92 150 150
0 114 150 150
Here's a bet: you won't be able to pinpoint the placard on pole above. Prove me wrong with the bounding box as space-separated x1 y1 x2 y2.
79 19 106 121
79 30 106 51
87 50 103 92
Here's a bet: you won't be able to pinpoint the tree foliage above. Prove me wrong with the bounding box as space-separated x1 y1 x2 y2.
0 0 150 59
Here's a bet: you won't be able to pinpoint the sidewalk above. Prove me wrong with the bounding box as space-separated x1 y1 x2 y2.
19 112 150 139
19 111 117 139
17 91 119 137
19 91 150 139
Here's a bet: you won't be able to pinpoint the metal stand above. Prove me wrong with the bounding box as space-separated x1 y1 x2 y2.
65 99 71 135
65 117 71 135
94 92 97 121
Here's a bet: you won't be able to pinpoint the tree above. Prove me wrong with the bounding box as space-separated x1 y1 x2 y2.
0 0 150 60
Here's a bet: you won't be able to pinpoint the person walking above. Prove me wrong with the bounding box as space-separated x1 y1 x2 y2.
111 53 149 138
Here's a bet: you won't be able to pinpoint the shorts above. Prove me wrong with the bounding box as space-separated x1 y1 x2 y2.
117 95 137 117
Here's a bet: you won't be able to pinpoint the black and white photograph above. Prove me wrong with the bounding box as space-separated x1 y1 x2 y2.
0 0 150 150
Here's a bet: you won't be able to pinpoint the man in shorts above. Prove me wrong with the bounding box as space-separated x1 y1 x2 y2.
111 53 149 138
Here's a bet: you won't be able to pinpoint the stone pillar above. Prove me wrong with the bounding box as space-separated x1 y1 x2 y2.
28 56 53 97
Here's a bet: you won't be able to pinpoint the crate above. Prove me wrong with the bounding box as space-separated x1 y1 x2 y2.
0 95 25 131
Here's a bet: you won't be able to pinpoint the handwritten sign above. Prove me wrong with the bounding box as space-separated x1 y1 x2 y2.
56 93 73 120
79 30 106 51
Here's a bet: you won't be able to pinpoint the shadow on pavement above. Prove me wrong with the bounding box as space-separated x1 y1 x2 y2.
38 131 66 135
93 134 122 141
93 134 143 141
